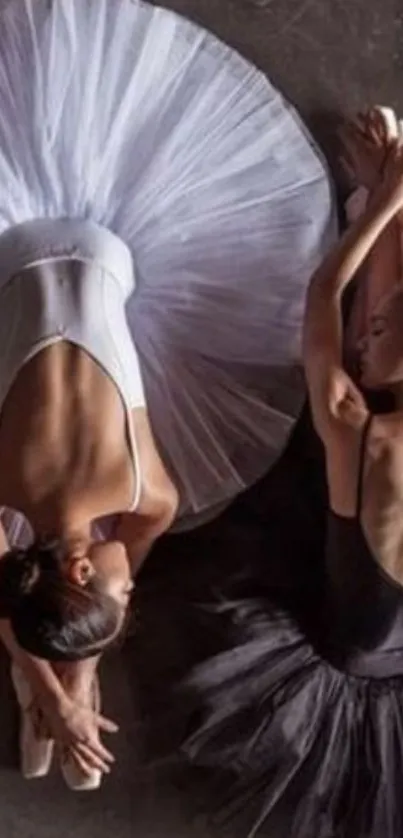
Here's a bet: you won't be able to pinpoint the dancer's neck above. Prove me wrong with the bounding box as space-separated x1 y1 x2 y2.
25 501 91 552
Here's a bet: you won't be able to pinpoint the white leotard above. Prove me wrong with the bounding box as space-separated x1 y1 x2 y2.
0 218 145 512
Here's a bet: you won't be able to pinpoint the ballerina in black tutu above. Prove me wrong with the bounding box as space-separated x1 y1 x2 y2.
183 108 403 838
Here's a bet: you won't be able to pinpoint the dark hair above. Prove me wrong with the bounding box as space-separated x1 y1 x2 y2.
0 541 123 661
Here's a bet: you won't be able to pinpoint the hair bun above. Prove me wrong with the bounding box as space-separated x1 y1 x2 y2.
0 546 40 617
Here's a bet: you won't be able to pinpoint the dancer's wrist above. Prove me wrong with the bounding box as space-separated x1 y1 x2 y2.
370 181 402 218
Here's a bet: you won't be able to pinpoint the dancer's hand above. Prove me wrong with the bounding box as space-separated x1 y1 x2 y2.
379 139 403 211
339 119 386 191
46 693 118 775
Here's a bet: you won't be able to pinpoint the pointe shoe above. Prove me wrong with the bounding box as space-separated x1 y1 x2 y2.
60 677 102 791
11 664 54 779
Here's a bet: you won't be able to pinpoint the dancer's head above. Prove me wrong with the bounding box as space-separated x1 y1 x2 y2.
0 538 133 660
360 286 403 392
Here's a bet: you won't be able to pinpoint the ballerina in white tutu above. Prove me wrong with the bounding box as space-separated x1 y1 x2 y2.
0 0 334 790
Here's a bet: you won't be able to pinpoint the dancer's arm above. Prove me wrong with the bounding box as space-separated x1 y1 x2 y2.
0 523 116 771
303 151 403 440
0 522 66 709
116 500 177 577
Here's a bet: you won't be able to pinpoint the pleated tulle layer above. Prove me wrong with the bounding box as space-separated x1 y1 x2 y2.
183 596 403 838
0 0 336 537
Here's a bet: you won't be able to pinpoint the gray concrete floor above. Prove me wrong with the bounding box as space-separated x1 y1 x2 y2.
157 0 403 159
3 1 403 836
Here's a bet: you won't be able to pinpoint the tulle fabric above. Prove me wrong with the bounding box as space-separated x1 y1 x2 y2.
0 0 336 537
183 595 403 838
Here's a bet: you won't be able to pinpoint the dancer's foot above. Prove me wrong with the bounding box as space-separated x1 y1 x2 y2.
11 664 54 779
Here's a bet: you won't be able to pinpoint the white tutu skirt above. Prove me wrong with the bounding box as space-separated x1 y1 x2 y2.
0 0 336 539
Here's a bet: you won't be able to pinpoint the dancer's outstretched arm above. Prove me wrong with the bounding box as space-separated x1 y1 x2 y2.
303 144 403 440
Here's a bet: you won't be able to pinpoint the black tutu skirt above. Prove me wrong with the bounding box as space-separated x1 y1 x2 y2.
181 585 403 838
134 407 402 838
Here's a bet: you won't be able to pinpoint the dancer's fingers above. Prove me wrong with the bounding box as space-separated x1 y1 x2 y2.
353 113 373 140
96 713 119 735
74 742 112 774
369 106 398 145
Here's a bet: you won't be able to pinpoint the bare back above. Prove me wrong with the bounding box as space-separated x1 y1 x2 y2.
0 342 172 525
325 414 403 585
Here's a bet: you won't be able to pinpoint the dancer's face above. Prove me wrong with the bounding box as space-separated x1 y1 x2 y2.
360 287 403 389
66 540 134 609
89 541 134 606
